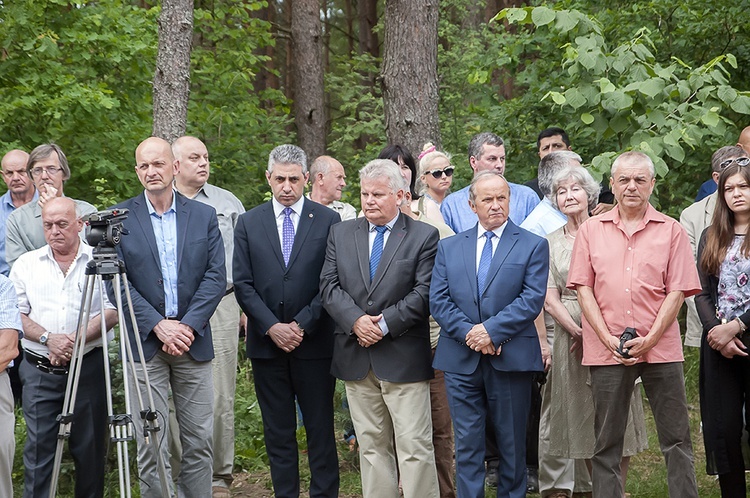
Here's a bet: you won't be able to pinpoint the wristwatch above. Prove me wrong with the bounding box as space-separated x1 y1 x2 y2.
39 331 50 346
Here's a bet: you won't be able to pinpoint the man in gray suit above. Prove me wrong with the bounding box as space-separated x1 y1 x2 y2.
320 159 440 498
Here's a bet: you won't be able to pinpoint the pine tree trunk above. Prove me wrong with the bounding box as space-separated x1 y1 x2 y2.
382 0 441 158
152 0 193 142
291 0 326 159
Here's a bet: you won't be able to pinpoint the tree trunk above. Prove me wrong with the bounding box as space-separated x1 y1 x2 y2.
382 0 441 157
152 0 194 142
358 0 379 58
291 0 326 159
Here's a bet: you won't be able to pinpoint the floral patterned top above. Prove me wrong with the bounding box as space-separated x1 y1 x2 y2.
718 235 750 321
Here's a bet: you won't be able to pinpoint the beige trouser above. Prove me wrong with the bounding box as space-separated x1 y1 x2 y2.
0 371 14 498
346 370 439 498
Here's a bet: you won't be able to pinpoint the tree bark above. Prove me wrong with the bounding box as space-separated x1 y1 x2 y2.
382 0 441 157
291 0 327 159
152 0 194 142
358 0 379 58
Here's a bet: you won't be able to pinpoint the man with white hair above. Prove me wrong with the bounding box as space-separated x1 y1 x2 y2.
321 159 440 498
308 155 356 221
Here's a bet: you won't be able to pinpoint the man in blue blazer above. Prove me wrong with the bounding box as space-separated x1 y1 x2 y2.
110 137 226 498
431 170 548 498
234 144 340 498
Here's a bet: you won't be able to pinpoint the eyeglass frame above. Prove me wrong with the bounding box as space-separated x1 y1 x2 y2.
30 166 63 177
422 167 455 179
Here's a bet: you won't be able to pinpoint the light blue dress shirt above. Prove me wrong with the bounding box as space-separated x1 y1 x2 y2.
0 189 38 276
440 182 540 234
144 192 179 318
0 274 23 368
519 197 567 237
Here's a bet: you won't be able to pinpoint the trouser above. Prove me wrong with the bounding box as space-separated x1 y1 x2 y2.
590 362 698 498
130 351 214 498
20 348 107 498
430 362 456 498
0 370 14 498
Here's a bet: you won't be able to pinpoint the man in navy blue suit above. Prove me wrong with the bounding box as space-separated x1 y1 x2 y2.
110 137 226 498
430 170 548 498
234 144 340 498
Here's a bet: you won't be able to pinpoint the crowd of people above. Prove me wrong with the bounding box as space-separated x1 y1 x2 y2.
0 125 749 498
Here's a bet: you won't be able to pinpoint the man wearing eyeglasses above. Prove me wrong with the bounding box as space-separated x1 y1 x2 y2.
681 146 750 348
5 144 96 268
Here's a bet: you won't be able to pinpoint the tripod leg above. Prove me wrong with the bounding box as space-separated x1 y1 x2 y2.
48 273 96 498
114 272 172 498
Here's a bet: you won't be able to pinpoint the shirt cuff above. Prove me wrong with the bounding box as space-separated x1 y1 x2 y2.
378 317 389 336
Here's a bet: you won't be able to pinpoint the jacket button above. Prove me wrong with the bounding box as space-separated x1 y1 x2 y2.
367 300 373 306
157 279 163 285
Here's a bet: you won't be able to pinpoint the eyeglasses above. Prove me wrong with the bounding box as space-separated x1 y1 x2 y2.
424 167 454 179
30 166 63 177
720 157 750 170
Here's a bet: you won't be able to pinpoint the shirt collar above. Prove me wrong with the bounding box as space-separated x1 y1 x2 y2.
1 189 39 210
602 203 665 225
42 238 86 264
143 190 177 216
369 212 400 232
272 195 305 218
476 220 508 241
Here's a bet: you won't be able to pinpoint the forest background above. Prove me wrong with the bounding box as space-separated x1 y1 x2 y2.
1 0 749 218
2 1 750 496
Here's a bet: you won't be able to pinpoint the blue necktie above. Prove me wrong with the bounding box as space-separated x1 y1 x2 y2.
282 207 294 266
370 225 388 282
477 231 495 297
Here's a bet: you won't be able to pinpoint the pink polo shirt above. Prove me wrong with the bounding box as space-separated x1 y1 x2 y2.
567 204 700 366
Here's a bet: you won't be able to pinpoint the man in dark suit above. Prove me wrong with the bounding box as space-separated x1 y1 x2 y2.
234 144 340 498
430 170 548 498
320 159 440 498
110 137 226 498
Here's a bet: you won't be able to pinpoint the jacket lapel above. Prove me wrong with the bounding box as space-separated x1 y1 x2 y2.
286 199 313 271
132 193 161 267
369 213 407 293
175 192 190 268
260 202 286 269
482 220 519 295
463 226 480 299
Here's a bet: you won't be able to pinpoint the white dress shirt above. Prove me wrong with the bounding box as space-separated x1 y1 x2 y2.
475 221 508 272
10 242 115 357
272 196 305 241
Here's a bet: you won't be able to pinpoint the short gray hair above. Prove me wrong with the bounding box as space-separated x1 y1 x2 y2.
538 150 583 197
611 151 655 178
359 159 406 193
468 132 504 163
550 166 601 212
28 143 71 181
268 144 308 174
468 170 509 204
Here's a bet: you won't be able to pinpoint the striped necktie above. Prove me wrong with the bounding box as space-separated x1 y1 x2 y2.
369 225 388 281
477 231 495 297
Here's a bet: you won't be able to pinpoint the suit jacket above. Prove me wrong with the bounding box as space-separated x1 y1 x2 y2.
680 192 716 260
108 191 226 362
320 213 439 382
234 198 340 359
431 220 548 374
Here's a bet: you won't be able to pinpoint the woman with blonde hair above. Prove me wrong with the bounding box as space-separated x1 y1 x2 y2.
413 143 453 223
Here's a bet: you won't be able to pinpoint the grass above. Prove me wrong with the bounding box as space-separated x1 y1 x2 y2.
9 339 737 496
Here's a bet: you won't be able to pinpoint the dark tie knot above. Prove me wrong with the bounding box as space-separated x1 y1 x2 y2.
375 225 388 235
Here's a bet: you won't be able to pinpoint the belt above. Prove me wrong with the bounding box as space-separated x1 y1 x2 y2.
225 286 234 297
24 348 100 376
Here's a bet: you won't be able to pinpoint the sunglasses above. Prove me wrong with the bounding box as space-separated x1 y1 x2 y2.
720 157 750 169
423 167 454 179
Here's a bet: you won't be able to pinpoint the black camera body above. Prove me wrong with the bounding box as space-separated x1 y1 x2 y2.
617 327 637 358
84 209 129 249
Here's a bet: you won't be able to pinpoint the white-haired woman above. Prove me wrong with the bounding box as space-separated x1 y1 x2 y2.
544 166 647 494
412 143 453 224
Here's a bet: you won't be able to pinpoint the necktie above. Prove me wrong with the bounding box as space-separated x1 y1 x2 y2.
282 207 294 266
369 225 388 282
477 231 495 297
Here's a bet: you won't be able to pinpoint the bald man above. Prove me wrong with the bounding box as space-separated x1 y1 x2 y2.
173 136 245 494
308 155 357 221
738 125 750 153
108 137 226 498
0 150 36 275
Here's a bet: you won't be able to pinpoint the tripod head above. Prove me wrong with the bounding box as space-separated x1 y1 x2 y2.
83 209 129 277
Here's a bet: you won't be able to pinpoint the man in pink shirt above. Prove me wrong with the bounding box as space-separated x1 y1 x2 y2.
567 151 700 498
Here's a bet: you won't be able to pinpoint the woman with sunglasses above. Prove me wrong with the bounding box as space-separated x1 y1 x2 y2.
696 150 750 497
413 143 453 224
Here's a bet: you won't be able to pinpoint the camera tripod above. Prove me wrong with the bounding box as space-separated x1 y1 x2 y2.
48 215 170 498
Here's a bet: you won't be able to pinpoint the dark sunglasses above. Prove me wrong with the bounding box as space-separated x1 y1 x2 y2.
424 167 454 179
720 157 750 169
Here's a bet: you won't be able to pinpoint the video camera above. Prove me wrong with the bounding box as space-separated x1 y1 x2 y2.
84 208 129 249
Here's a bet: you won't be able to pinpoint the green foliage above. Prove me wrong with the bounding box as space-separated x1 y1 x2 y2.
0 0 157 204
